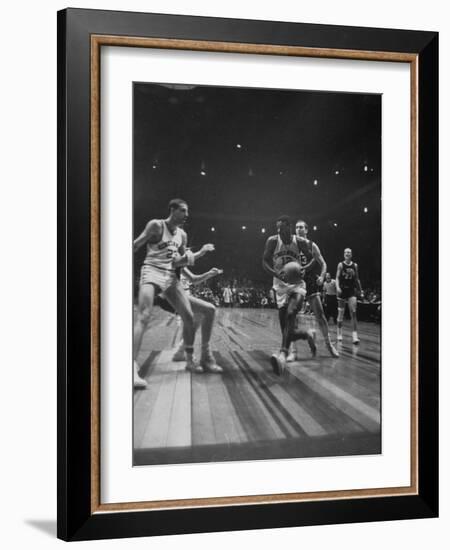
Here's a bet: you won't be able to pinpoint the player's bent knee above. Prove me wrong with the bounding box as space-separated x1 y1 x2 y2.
181 309 195 326
205 303 216 319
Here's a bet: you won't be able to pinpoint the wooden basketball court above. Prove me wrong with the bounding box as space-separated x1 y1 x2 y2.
133 307 381 466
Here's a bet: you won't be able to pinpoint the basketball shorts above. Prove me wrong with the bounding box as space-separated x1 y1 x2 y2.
304 273 321 298
140 264 177 293
339 287 357 301
273 277 306 309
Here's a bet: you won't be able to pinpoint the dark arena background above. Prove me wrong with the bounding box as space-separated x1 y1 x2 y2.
133 82 382 466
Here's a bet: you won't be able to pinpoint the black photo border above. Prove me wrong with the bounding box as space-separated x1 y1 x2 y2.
57 8 438 541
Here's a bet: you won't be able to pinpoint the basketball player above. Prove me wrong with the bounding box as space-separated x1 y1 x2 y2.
336 248 363 344
170 266 224 373
295 221 339 358
133 198 215 388
262 215 316 376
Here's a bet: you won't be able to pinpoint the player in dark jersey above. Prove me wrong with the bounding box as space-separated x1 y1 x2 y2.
262 215 316 376
336 248 363 344
295 220 339 358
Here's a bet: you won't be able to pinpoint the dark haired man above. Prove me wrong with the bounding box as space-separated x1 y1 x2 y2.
262 215 316 376
295 220 339 358
133 199 214 387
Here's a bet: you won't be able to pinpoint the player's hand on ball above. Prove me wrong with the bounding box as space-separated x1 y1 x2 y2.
202 243 215 253
278 269 287 282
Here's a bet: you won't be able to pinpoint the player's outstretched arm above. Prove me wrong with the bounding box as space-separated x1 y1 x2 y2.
193 243 215 261
335 262 343 295
312 242 327 284
262 237 278 278
133 220 162 252
172 235 215 267
182 267 223 285
354 263 363 295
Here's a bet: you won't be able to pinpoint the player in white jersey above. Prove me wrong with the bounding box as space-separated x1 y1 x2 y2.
262 215 316 376
133 198 215 387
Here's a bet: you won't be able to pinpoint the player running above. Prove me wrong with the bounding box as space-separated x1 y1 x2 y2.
295 220 339 358
262 215 316 376
335 248 363 344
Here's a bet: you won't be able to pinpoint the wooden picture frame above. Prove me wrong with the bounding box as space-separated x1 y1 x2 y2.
57 8 438 541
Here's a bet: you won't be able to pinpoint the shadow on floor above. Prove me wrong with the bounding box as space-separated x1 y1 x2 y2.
25 519 56 538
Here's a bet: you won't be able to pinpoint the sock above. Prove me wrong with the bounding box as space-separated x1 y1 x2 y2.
201 344 211 358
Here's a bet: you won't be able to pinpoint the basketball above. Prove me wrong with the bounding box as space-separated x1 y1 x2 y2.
281 261 303 284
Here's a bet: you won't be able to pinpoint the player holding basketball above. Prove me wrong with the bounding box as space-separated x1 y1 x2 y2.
295 220 339 358
262 215 316 376
336 248 363 344
133 198 215 388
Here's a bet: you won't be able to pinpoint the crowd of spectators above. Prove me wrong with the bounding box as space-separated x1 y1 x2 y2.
189 276 381 323
134 271 381 322
190 278 276 308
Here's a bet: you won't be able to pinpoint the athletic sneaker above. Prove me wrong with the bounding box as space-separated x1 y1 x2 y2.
352 331 360 345
172 347 186 362
286 351 297 362
200 352 223 373
270 352 286 376
134 361 147 389
185 357 204 374
307 330 317 357
326 341 340 358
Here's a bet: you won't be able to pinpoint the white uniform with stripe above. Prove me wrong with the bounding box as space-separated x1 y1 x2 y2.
140 220 185 292
272 235 306 308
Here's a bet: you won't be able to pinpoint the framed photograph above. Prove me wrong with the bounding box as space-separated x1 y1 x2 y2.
57 8 438 541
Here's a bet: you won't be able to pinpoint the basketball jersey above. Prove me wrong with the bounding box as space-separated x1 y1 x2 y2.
339 261 357 289
143 220 184 272
297 238 321 276
272 235 301 272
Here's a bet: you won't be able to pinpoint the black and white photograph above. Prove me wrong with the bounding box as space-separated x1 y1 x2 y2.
132 82 382 466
